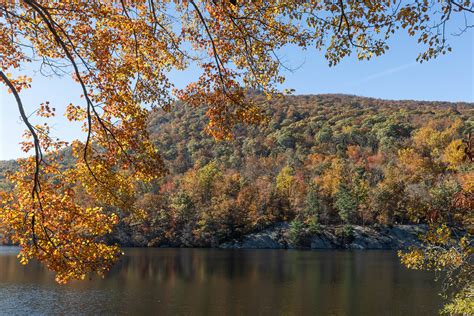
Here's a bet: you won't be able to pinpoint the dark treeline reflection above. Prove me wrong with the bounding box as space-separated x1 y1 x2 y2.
0 247 443 315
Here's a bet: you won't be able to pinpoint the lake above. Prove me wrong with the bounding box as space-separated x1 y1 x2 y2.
0 247 443 315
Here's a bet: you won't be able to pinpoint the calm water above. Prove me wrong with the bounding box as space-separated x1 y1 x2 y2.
0 247 443 315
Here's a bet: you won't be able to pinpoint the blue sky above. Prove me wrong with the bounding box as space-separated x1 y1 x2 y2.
1 23 473 160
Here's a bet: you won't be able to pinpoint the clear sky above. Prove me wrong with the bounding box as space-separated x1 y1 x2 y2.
1 22 473 160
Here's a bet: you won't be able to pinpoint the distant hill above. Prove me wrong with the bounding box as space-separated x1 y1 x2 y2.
1 94 473 247
3 94 472 177
148 93 473 174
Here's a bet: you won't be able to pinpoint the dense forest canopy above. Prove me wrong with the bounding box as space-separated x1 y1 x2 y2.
2 94 473 241
0 1 473 301
133 94 474 241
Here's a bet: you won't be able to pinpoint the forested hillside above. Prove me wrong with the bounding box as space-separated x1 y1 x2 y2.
2 94 473 246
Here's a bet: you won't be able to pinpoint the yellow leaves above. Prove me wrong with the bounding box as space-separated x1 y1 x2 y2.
399 225 471 278
398 249 424 270
1 153 121 284
412 119 463 158
425 224 452 246
5 75 32 92
315 158 343 196
443 139 467 170
412 126 442 153
399 243 462 271
441 285 474 316
0 0 471 285
126 208 148 225
18 254 29 265
276 166 294 195
65 103 86 122
397 148 428 176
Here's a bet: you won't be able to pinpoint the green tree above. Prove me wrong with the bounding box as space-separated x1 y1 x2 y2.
334 185 357 224
196 161 222 204
289 218 305 247
304 186 322 233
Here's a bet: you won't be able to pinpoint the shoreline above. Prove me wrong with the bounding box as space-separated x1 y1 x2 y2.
2 224 466 250
110 223 435 250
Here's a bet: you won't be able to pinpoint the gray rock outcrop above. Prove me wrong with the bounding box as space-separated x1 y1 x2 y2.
220 224 430 250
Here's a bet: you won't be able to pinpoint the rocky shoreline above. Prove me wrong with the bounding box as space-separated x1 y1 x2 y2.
2 223 450 250
218 223 429 250
107 223 434 250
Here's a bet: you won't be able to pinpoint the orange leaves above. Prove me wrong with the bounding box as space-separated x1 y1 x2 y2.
37 101 55 118
65 103 87 122
0 158 121 284
1 0 472 283
315 157 344 196
5 75 32 93
2 0 466 146
397 148 429 177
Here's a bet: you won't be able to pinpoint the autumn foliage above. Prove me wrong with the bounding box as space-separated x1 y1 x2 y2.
0 0 473 290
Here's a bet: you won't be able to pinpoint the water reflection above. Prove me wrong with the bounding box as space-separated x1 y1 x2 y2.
0 247 443 315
